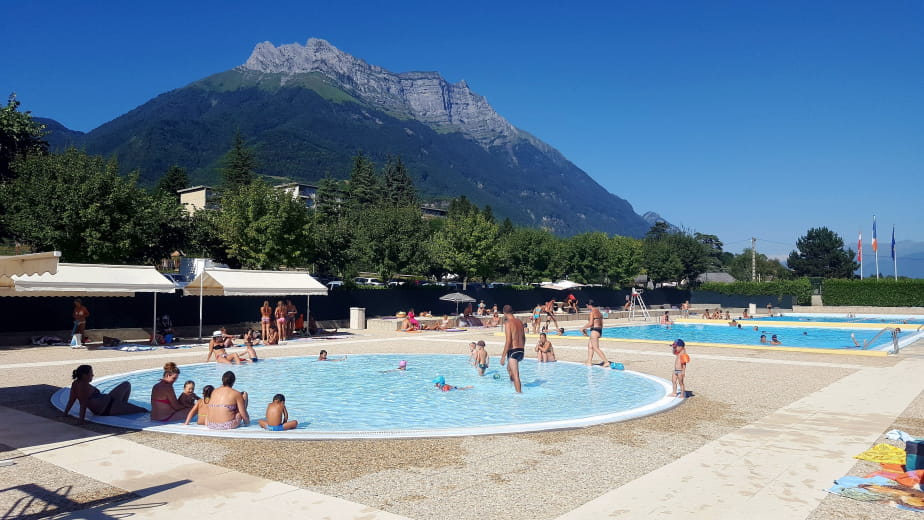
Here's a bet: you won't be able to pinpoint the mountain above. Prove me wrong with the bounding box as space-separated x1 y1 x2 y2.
40 38 651 237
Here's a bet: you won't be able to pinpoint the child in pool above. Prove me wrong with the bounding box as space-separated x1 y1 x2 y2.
432 376 472 391
474 341 489 376
258 394 298 431
177 380 199 408
183 384 214 425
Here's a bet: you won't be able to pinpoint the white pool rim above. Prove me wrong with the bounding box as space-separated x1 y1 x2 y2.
51 359 683 439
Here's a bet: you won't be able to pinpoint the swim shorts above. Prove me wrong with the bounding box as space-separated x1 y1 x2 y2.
507 349 524 361
478 363 488 369
265 424 284 432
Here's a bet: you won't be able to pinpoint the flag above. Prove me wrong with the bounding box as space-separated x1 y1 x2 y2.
857 232 862 263
891 226 896 261
872 217 878 252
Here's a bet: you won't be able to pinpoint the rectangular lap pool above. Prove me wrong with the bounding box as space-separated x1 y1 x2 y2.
564 323 923 352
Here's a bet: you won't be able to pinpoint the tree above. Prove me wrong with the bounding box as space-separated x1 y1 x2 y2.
0 93 48 182
216 180 312 269
787 227 858 278
346 152 380 210
728 248 792 281
695 232 725 271
351 205 427 280
220 131 257 189
500 227 558 284
641 228 710 286
381 156 417 207
431 208 500 289
156 165 189 200
2 148 184 263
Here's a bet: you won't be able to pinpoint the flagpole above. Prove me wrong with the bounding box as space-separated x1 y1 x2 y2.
858 231 863 280
873 216 879 279
892 225 898 280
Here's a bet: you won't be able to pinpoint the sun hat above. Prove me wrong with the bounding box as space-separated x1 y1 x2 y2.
212 330 222 337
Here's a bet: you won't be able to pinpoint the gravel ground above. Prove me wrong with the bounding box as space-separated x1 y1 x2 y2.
0 327 920 520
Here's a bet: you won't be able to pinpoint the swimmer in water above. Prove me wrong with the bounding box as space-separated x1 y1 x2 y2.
432 376 472 391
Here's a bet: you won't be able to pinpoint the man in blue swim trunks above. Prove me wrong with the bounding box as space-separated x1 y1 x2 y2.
500 305 525 393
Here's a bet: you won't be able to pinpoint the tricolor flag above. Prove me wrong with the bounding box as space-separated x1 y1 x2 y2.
891 226 896 261
872 217 878 252
857 232 862 263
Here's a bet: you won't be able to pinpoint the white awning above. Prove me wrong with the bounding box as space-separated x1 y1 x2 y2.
0 251 60 277
182 268 328 297
11 263 175 295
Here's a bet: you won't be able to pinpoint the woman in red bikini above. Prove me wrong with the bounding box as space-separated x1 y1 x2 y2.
150 362 192 421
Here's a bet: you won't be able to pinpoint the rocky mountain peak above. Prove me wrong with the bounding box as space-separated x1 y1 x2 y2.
240 38 517 147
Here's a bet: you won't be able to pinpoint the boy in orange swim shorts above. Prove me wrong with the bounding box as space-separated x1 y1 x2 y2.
671 339 690 398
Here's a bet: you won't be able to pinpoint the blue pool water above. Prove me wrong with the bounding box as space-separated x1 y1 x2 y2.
92 354 671 436
761 313 924 325
563 323 917 351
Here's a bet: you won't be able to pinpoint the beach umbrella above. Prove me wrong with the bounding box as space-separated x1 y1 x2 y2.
439 292 476 313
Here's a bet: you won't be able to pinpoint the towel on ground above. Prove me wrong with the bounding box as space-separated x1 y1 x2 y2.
855 443 907 465
887 429 921 443
828 475 924 512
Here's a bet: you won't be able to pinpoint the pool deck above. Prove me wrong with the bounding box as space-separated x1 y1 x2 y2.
2 319 924 520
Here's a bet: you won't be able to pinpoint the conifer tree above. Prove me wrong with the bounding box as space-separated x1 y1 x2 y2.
220 131 257 190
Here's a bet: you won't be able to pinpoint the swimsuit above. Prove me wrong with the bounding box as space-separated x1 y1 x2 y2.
507 348 525 361
153 398 170 404
262 317 270 323
265 424 284 432
478 363 488 369
206 403 241 430
590 327 603 335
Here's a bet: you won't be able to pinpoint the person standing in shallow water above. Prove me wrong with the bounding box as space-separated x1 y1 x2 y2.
500 305 525 393
581 300 609 366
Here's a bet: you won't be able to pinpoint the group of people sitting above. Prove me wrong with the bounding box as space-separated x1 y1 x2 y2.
398 307 503 331
64 362 297 432
701 309 732 320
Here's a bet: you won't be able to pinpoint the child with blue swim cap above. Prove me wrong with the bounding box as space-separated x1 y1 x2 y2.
432 375 472 392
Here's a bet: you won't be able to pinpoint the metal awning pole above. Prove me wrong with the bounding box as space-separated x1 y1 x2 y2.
151 292 158 345
198 264 204 343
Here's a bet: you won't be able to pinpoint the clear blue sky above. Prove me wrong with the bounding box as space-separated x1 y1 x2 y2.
2 1 921 263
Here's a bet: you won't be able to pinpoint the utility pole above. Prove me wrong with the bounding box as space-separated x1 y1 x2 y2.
751 237 757 281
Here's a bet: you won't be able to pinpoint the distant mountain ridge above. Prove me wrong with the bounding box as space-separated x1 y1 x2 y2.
39 38 652 237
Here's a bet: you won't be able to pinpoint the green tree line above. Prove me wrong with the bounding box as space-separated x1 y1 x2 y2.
1 98 863 286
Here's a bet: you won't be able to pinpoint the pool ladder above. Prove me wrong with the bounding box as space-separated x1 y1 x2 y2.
863 326 917 354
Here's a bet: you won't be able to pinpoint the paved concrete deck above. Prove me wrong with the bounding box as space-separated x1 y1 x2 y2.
0 406 408 519
1 321 922 519
558 356 924 519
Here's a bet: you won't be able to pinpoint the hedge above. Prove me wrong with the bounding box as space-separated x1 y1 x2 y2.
821 279 924 307
697 279 812 306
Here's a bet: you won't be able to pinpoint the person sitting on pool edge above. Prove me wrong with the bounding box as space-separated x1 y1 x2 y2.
432 376 472 391
64 364 148 424
258 393 298 431
206 370 249 430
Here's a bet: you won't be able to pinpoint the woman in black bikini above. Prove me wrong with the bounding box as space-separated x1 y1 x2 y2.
581 300 610 366
64 365 147 424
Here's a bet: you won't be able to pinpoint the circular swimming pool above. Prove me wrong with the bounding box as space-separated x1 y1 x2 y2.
51 354 680 439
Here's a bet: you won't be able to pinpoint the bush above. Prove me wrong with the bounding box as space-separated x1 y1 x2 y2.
698 279 812 306
821 279 924 307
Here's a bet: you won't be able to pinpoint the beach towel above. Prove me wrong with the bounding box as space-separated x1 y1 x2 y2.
887 430 921 443
855 444 907 465
828 475 924 512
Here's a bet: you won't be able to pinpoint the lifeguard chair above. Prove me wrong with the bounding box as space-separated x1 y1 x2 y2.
628 288 651 321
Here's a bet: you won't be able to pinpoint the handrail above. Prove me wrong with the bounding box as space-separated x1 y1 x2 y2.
862 327 892 349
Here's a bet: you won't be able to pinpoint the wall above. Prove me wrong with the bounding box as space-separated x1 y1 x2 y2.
0 287 693 332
